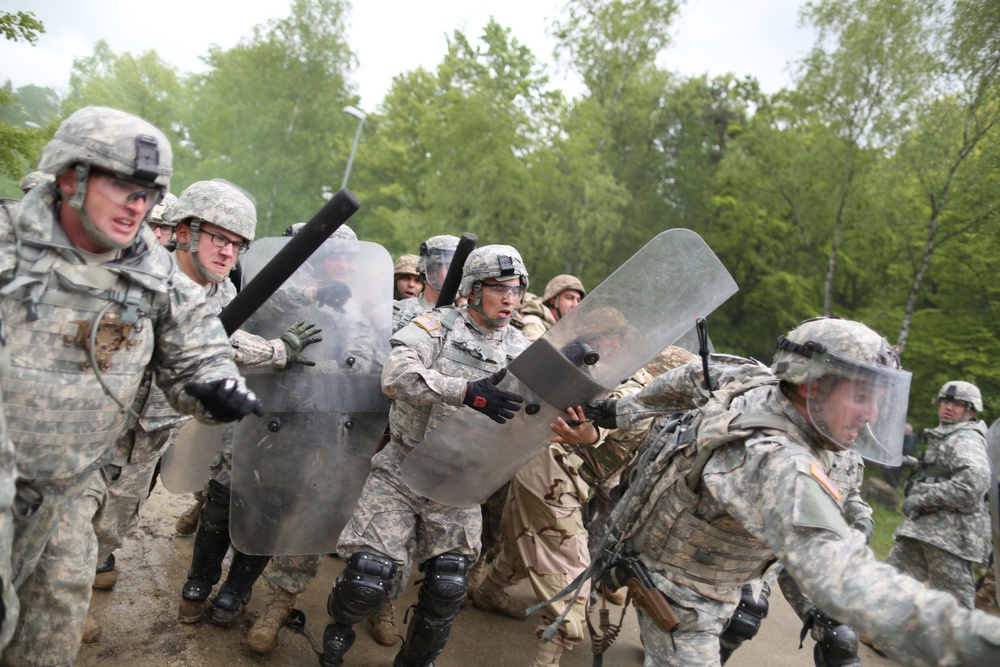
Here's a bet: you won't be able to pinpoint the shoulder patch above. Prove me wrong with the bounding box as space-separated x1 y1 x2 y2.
413 315 440 332
809 460 841 502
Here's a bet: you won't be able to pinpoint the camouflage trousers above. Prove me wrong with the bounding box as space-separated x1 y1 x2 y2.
265 555 322 595
486 477 590 649
336 442 480 598
3 471 102 667
638 600 729 666
94 427 174 563
887 536 977 608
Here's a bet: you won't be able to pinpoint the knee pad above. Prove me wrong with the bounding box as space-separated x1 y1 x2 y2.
200 479 231 532
809 609 861 667
417 553 470 619
327 552 397 625
725 584 769 642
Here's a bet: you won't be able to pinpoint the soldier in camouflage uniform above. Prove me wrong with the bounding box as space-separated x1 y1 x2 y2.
392 234 458 333
146 191 178 247
586 317 1000 666
887 381 992 609
0 106 262 667
319 245 529 667
470 273 588 666
247 223 389 654
518 274 585 342
394 253 422 300
16 171 50 194
167 181 322 632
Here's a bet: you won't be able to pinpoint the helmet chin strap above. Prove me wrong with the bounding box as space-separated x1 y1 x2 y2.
175 219 225 284
70 165 135 251
468 284 510 328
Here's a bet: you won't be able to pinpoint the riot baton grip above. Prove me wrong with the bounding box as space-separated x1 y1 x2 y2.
218 189 361 336
625 578 680 632
435 232 478 308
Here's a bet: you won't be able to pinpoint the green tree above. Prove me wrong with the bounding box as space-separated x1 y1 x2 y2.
62 41 194 177
0 10 43 44
187 0 357 234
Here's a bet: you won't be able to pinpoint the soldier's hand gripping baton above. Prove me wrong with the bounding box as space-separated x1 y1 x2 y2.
218 189 361 336
434 232 477 308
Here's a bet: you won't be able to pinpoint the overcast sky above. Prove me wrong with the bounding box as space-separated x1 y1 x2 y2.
1 0 814 111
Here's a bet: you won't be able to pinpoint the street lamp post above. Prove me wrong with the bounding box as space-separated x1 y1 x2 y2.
341 105 367 190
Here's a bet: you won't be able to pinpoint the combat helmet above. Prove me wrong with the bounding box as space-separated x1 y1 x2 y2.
542 274 586 305
38 106 173 249
149 192 179 227
459 244 529 298
419 234 459 290
167 179 256 283
932 381 983 413
772 317 900 384
394 254 421 277
18 170 51 193
771 317 911 466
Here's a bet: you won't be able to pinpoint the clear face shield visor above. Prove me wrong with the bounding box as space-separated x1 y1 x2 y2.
423 248 455 290
804 348 912 466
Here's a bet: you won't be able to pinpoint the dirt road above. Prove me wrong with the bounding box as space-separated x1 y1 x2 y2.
77 485 901 666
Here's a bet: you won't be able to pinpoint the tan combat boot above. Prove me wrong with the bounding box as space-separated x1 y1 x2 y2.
367 598 399 646
531 640 564 667
600 582 626 606
81 613 102 644
472 570 527 621
247 587 296 653
175 492 206 536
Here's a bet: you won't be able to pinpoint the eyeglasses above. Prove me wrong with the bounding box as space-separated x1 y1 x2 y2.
202 229 250 254
481 282 524 298
89 171 159 212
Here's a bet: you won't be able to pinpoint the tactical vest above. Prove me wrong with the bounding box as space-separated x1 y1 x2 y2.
622 373 788 600
389 309 522 448
0 210 169 481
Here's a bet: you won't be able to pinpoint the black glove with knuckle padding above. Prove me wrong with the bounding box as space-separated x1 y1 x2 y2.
185 378 265 422
463 369 524 424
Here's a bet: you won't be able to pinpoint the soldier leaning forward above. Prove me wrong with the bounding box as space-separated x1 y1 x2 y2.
586 316 1000 666
0 107 261 666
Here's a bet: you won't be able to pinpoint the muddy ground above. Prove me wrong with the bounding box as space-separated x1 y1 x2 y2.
76 485 902 667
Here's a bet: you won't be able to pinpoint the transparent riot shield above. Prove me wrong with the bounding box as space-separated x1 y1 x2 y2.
159 421 226 494
229 236 392 555
401 228 738 506
988 420 1000 606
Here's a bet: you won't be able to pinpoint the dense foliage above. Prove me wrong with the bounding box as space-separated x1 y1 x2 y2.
2 0 998 431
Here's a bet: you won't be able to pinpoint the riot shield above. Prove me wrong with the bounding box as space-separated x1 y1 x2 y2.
159 421 226 494
229 236 392 555
401 228 738 506
988 420 1000 605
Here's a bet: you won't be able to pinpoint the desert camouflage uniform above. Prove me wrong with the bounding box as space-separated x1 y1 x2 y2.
613 358 1000 667
517 297 555 341
0 180 243 667
888 418 991 608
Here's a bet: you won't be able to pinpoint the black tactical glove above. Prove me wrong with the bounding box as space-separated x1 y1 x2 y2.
584 398 618 430
280 320 323 367
317 281 352 312
185 379 265 423
463 369 524 424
